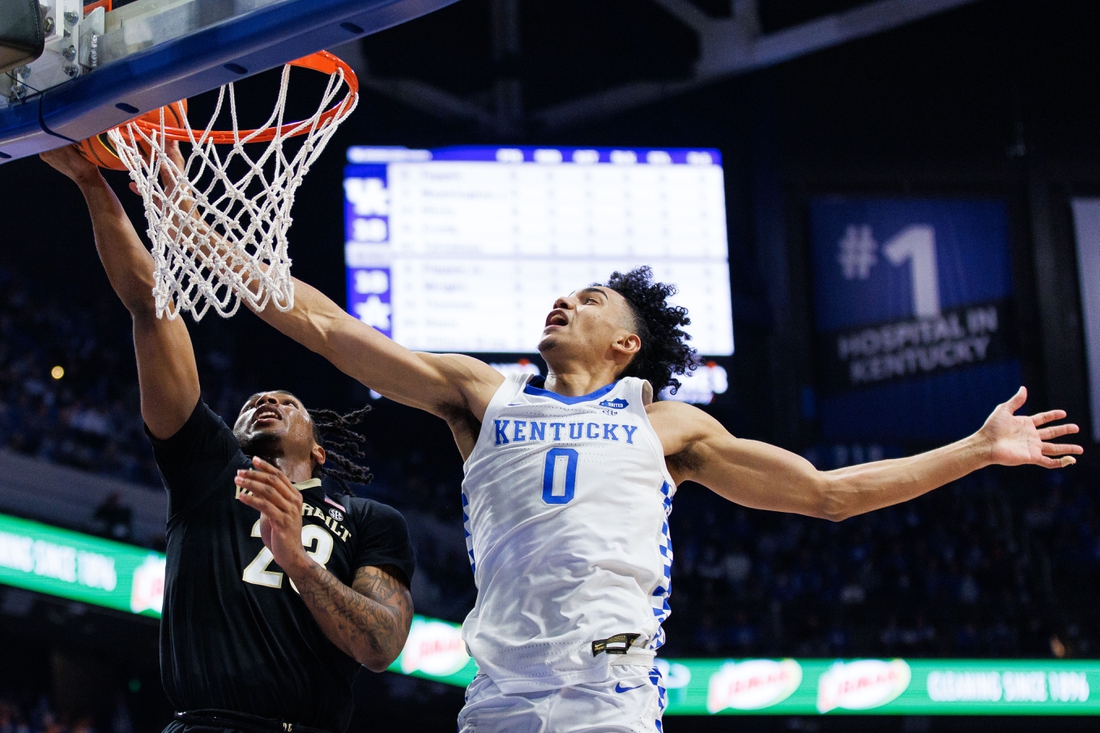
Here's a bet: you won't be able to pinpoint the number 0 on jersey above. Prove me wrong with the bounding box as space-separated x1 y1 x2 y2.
542 448 579 505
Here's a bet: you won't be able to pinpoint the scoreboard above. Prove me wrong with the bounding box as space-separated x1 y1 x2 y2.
343 146 734 356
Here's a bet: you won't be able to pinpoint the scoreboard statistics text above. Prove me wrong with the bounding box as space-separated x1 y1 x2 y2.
343 146 734 356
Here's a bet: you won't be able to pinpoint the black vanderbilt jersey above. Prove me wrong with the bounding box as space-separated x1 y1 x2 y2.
148 401 415 733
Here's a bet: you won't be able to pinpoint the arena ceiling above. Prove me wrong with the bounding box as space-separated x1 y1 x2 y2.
346 0 982 134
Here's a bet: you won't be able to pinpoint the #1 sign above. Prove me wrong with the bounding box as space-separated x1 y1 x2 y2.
809 197 1021 442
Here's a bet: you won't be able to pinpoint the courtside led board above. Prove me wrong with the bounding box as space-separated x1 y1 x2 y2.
2 511 1097 717
343 146 735 356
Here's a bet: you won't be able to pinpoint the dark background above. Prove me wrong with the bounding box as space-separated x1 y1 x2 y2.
2 0 1100 730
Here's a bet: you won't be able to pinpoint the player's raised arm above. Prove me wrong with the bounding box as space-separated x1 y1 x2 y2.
252 277 503 421
39 145 200 440
652 387 1083 521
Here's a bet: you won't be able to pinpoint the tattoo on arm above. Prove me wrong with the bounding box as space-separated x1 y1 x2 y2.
294 562 413 670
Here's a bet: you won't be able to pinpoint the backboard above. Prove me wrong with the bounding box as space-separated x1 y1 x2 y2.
0 0 458 163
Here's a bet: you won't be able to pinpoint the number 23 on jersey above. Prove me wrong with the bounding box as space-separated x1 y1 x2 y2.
242 519 334 591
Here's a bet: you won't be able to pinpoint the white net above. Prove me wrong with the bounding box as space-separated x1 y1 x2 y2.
108 59 357 320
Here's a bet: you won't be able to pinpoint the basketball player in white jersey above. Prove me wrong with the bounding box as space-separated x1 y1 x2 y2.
236 264 1080 732
38 148 1080 733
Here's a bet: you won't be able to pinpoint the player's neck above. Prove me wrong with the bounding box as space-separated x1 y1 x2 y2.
280 459 316 484
542 366 620 397
255 453 315 484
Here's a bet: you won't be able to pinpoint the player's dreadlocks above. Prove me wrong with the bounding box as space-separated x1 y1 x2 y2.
309 405 374 495
603 266 699 395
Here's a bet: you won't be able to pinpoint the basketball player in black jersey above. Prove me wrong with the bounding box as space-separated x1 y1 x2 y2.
41 146 415 733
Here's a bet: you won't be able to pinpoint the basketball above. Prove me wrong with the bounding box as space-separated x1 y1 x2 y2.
75 100 187 170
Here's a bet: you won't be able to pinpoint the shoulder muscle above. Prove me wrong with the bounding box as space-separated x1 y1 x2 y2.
646 400 727 478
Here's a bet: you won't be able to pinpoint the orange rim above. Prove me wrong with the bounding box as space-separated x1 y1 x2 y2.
126 51 358 144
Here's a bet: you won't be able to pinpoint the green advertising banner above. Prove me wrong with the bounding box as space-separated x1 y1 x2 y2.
390 640 1100 716
0 513 165 617
659 658 1098 716
389 610 1100 716
2 512 1097 716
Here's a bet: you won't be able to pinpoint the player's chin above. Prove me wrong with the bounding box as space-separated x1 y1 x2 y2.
538 331 560 352
237 425 286 450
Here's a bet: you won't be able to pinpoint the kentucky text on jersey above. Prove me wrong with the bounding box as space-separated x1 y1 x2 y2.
493 419 639 445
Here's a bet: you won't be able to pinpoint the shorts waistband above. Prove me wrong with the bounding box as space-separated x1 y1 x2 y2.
175 709 333 733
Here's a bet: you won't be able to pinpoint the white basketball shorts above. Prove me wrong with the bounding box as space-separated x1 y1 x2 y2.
457 664 667 733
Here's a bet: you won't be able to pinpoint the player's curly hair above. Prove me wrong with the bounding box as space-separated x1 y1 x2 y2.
603 266 698 395
309 405 374 495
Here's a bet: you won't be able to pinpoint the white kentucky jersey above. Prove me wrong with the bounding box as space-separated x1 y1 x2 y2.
460 374 676 694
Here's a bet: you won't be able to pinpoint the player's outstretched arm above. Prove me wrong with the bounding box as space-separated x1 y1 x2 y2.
39 146 200 440
252 278 502 422
235 458 412 670
652 387 1082 521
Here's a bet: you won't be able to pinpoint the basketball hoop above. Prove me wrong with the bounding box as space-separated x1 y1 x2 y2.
107 51 358 321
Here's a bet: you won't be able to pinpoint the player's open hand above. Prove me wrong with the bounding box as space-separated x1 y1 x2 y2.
978 387 1083 469
234 456 310 574
39 144 103 185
